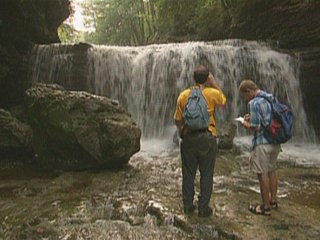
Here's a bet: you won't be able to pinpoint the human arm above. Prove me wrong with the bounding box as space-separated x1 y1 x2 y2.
206 73 226 107
242 113 251 129
243 105 260 131
243 118 260 132
242 119 252 129
173 92 187 138
206 72 221 90
175 119 185 138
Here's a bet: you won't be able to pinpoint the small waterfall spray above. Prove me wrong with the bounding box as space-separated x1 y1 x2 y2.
31 44 74 86
30 40 316 142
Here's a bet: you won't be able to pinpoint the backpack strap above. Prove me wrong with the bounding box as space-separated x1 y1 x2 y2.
255 95 274 128
257 95 274 110
250 95 272 146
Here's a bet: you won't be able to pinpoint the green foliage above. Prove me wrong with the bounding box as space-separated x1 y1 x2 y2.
63 0 235 44
58 1 83 43
189 0 223 40
60 0 320 45
58 23 82 43
82 0 157 45
156 0 198 38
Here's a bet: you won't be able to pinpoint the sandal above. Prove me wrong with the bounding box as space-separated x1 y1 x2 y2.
270 201 278 210
248 204 271 216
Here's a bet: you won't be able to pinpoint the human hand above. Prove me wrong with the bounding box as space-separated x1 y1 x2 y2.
244 113 250 121
242 113 251 128
243 120 250 129
206 73 220 89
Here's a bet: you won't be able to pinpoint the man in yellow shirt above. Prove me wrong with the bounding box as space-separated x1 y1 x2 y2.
174 65 226 217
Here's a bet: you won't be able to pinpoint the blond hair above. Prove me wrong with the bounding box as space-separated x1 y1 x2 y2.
239 80 259 95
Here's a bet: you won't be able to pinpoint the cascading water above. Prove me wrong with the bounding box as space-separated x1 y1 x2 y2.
3 40 317 240
4 40 316 240
31 44 74 87
30 40 315 143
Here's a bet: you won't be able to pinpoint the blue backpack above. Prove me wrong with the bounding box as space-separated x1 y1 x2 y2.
259 95 293 144
183 87 210 130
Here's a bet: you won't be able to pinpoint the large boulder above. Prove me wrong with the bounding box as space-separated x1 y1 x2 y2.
0 109 33 158
25 84 141 170
217 122 236 150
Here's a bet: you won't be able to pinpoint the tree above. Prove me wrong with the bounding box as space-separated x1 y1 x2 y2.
155 0 198 38
81 0 157 45
58 0 83 43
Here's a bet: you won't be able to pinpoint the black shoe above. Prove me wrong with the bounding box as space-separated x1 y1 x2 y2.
198 206 213 217
184 205 196 214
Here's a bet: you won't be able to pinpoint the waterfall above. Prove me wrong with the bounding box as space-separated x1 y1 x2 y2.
31 44 74 86
30 40 316 142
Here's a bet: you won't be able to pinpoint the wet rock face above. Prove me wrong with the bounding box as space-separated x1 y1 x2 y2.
25 83 141 170
298 48 320 138
0 109 33 158
0 0 70 45
217 122 236 150
230 1 320 49
0 0 70 107
200 0 320 138
250 1 320 137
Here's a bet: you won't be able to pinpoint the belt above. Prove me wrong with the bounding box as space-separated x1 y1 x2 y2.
187 128 209 134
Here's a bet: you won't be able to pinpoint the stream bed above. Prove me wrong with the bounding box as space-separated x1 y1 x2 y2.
1 138 320 240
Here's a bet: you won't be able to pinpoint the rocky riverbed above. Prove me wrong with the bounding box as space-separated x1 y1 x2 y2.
0 138 320 240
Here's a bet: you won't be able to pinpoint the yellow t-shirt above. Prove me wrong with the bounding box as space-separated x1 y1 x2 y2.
173 87 226 137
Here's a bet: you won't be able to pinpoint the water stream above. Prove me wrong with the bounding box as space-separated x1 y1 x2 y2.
31 40 319 166
1 40 320 239
87 41 313 139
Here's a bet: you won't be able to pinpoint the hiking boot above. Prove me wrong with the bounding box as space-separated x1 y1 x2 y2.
184 205 196 214
198 206 213 217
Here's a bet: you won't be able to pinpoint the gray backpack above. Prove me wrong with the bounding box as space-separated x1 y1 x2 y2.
183 88 210 130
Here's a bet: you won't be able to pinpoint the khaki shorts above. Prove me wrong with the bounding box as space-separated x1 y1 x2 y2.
250 144 281 174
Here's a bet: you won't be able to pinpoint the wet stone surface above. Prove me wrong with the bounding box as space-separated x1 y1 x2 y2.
0 143 320 240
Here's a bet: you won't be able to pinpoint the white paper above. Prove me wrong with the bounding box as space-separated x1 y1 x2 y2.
234 116 244 124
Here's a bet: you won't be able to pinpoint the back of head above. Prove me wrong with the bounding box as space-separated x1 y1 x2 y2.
239 79 259 95
193 65 209 84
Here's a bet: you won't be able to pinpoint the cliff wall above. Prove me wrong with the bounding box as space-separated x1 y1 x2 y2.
0 0 70 106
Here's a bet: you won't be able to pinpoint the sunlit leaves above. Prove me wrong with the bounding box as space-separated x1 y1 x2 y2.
62 0 280 45
80 0 157 45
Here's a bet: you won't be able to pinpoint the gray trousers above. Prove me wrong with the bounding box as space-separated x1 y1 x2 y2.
180 130 217 212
